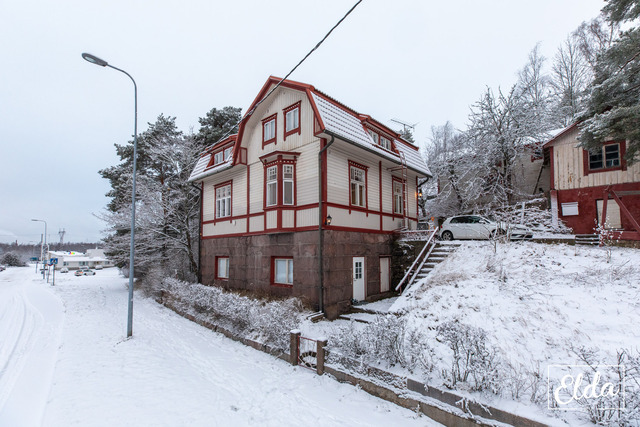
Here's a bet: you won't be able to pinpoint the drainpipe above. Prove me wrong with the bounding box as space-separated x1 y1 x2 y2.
191 182 203 284
318 134 335 314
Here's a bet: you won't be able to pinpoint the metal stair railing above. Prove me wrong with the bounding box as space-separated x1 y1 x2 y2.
394 227 437 292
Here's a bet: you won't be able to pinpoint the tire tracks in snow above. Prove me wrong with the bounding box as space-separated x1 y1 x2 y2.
0 292 36 411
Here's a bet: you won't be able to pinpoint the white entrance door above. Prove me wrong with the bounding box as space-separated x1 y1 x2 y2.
352 257 365 301
379 257 390 293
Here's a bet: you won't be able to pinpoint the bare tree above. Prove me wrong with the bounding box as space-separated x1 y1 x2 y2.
550 36 590 126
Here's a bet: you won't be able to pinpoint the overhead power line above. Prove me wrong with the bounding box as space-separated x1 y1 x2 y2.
211 0 364 148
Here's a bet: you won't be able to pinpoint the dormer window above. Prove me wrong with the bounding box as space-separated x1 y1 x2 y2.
368 129 379 145
212 145 233 166
380 136 391 151
262 114 277 147
368 128 393 151
214 151 224 165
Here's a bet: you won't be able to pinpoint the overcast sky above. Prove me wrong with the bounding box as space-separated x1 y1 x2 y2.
0 0 607 245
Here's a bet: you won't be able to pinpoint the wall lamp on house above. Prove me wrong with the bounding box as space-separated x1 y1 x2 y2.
418 189 423 198
324 215 332 226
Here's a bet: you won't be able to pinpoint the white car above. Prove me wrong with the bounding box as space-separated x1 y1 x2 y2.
439 215 533 240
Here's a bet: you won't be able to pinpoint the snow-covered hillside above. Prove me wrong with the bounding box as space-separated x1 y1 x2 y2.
0 267 438 427
392 241 640 422
395 241 640 365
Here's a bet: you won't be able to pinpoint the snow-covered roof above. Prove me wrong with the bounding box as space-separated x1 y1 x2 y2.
542 122 579 148
188 77 431 181
311 92 431 176
188 154 233 182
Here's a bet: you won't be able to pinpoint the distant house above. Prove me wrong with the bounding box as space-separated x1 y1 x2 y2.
188 76 431 318
543 123 640 240
47 249 114 270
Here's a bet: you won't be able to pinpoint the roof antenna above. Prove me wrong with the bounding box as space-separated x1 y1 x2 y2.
390 118 418 134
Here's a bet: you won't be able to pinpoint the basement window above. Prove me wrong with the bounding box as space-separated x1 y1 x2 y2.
272 257 293 286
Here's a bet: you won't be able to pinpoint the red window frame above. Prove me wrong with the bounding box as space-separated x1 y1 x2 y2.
262 114 277 148
206 143 234 168
271 256 293 288
262 156 297 210
392 176 405 216
583 141 627 176
214 180 232 221
348 160 368 210
215 256 229 280
283 102 301 140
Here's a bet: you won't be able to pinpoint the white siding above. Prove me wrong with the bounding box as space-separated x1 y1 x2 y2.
249 215 264 233
201 167 247 225
330 207 379 230
552 128 640 190
297 207 318 227
282 210 295 228
203 218 246 236
266 210 277 229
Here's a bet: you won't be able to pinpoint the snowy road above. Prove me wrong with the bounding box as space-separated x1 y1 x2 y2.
0 267 438 426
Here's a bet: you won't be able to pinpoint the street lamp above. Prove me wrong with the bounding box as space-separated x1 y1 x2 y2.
31 218 47 265
82 52 138 338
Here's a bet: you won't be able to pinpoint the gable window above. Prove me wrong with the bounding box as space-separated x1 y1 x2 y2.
393 178 404 215
215 182 232 218
585 142 625 175
262 114 277 147
216 256 229 279
272 257 293 286
349 162 367 208
266 166 278 207
284 102 301 139
589 144 620 170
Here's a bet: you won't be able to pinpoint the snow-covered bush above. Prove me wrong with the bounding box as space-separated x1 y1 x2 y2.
485 198 572 234
1 252 24 267
436 320 501 393
567 346 640 426
328 315 433 375
143 276 305 351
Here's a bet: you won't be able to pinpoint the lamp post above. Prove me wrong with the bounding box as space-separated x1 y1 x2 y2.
31 219 47 267
82 52 138 338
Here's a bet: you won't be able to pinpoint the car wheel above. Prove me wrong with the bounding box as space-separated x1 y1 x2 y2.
441 231 454 241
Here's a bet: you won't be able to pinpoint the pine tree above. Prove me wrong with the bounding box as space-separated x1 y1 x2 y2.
195 106 242 147
579 0 640 163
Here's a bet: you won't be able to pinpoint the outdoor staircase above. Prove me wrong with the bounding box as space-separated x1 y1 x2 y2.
412 242 460 281
575 234 599 246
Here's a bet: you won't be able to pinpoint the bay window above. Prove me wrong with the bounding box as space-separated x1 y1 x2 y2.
266 166 277 207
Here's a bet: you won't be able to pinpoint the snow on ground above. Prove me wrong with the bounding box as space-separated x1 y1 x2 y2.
0 267 440 427
393 241 640 367
299 240 640 424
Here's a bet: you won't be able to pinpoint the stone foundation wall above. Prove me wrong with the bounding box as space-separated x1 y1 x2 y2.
200 230 395 318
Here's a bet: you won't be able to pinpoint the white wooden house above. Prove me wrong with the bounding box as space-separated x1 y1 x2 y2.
543 123 640 240
189 77 431 318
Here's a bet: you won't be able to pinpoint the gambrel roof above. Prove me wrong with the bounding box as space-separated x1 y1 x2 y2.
189 77 431 182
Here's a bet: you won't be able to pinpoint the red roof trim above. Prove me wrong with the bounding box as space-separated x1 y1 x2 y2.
543 122 579 148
